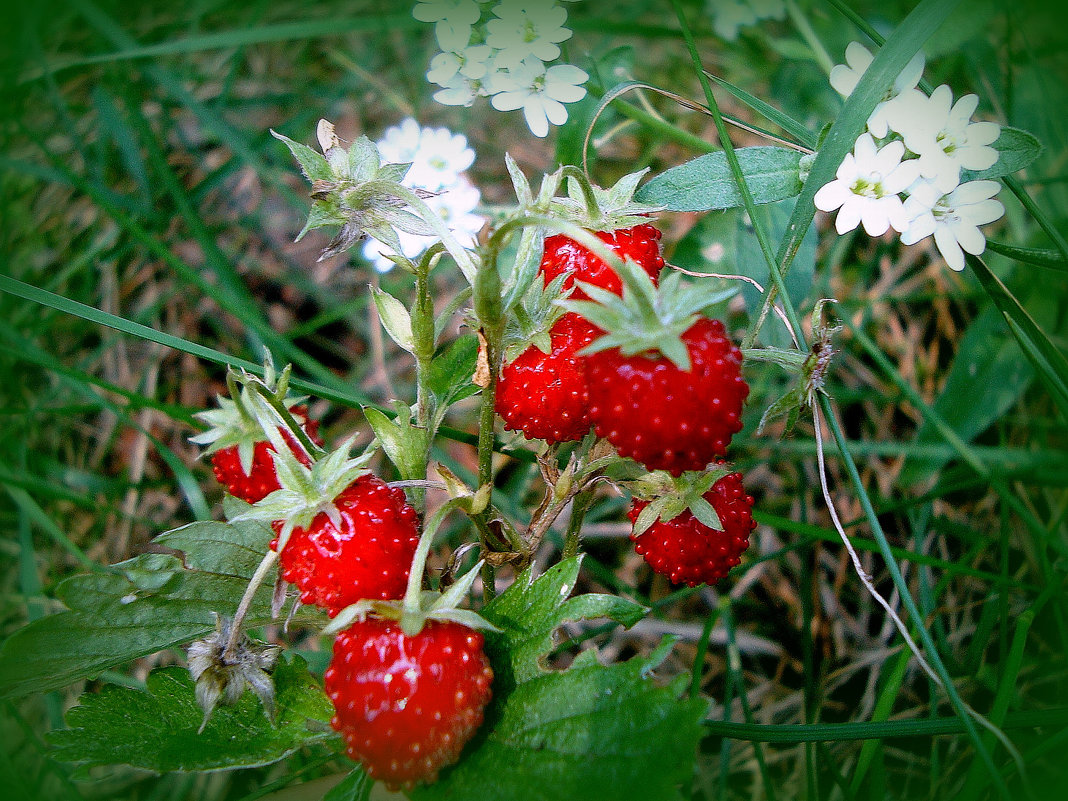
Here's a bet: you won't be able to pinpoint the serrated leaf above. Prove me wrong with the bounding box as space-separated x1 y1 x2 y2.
635 146 802 212
363 406 428 482
271 130 333 183
0 518 290 700
347 136 380 182
296 199 348 242
370 285 415 353
412 640 705 801
479 557 646 690
47 656 333 772
961 126 1042 181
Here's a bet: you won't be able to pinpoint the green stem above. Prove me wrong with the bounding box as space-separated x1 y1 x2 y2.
786 0 834 75
559 165 602 222
222 549 278 661
411 255 438 515
562 488 595 560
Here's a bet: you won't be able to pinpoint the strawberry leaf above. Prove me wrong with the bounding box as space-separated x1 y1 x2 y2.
0 517 305 700
46 656 334 772
413 637 705 801
635 146 803 212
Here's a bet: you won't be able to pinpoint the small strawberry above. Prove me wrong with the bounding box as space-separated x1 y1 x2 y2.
207 406 322 503
271 473 419 612
325 617 493 789
192 363 324 503
322 517 499 790
540 223 664 301
236 437 418 616
496 312 600 444
627 470 755 587
561 262 748 475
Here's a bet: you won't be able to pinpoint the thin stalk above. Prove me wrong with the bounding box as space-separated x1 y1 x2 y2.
786 0 835 75
411 258 438 515
562 488 595 560
222 550 279 660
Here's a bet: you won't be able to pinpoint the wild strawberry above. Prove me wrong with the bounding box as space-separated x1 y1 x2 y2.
192 363 325 503
236 436 418 615
495 312 600 444
628 471 755 586
325 617 493 790
269 473 419 613
562 262 748 475
208 406 322 503
540 223 663 300
586 318 747 475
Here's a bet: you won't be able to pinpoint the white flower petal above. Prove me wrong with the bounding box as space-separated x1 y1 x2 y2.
523 100 550 138
934 225 966 270
952 222 987 255
860 200 891 237
835 201 863 234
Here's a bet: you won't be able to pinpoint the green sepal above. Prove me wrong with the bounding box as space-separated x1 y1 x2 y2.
370 285 415 354
269 129 333 182
364 403 429 482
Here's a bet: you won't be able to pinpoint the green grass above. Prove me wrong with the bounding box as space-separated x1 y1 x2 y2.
1 0 1066 799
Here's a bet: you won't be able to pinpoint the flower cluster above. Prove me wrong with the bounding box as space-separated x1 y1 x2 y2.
361 118 484 272
414 0 589 138
815 42 1005 271
706 0 786 42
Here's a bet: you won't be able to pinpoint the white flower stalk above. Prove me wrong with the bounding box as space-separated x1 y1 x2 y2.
887 85 1000 193
900 178 1004 271
829 41 925 138
814 133 921 236
491 57 588 137
486 0 574 69
361 119 483 272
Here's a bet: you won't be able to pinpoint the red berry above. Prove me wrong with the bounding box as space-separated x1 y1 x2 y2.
628 472 755 586
270 474 419 614
586 318 748 475
540 223 664 300
210 407 322 503
495 313 601 444
325 618 494 790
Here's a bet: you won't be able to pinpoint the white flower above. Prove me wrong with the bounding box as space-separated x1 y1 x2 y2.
900 179 1004 271
413 0 481 25
427 44 495 85
486 1 573 69
491 57 588 137
887 85 1000 193
434 19 474 53
362 122 483 272
829 42 925 138
711 0 758 41
814 133 922 236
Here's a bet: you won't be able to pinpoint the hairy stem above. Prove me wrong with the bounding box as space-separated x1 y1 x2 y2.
222 549 279 661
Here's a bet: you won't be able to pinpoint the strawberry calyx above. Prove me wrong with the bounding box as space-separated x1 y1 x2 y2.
622 466 736 536
324 494 499 639
232 436 375 552
499 272 573 364
191 362 319 474
549 166 663 234
560 259 735 370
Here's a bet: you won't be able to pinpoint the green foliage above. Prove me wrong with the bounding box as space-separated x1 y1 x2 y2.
635 146 802 212
0 517 286 699
46 656 334 772
963 127 1042 182
414 559 703 801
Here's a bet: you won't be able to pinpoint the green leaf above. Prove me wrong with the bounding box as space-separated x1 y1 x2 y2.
322 768 372 801
370 285 415 354
961 126 1042 182
47 656 334 772
363 405 429 481
426 333 481 408
270 130 333 183
413 642 705 801
635 146 802 212
412 561 700 801
480 558 647 690
0 518 289 700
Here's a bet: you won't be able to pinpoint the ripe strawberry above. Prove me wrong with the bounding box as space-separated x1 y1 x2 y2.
268 473 419 614
628 471 755 586
540 223 664 300
209 406 322 503
325 617 493 790
586 318 748 475
495 312 600 444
